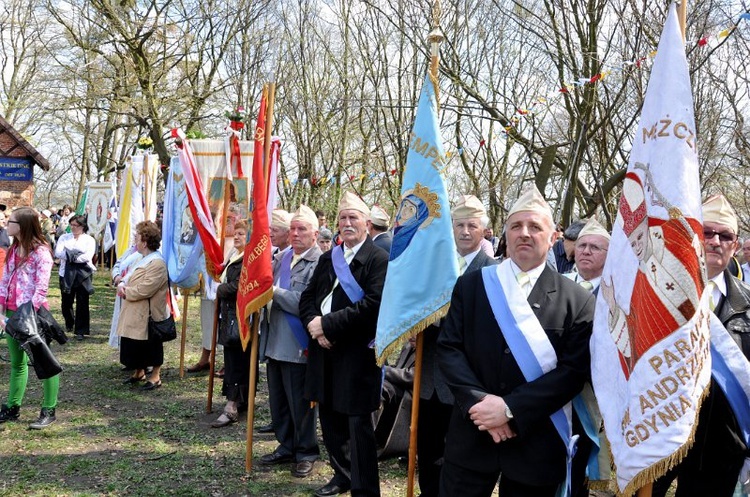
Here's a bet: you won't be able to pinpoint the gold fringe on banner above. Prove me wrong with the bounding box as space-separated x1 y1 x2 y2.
375 301 451 366
617 380 710 497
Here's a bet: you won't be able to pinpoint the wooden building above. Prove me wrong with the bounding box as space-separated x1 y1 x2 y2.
0 115 50 209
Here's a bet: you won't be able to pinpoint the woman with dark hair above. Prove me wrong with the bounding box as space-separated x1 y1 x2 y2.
54 214 96 340
0 207 59 429
212 220 250 427
116 221 169 390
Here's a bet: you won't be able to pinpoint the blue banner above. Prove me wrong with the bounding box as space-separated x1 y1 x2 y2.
374 73 459 364
163 156 204 289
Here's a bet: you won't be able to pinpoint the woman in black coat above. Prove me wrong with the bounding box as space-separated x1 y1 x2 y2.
211 221 250 428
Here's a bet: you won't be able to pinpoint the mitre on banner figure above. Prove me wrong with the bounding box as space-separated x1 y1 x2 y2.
600 167 704 378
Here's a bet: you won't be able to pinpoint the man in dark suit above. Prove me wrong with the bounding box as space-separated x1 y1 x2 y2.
300 191 388 497
417 194 497 497
437 186 595 497
368 205 392 254
652 195 750 497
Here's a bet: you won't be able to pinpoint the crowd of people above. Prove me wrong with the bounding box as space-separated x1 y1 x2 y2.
1 186 750 497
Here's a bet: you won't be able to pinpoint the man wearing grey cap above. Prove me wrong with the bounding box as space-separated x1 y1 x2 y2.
438 186 594 497
300 191 388 497
260 205 322 478
368 205 392 254
653 194 750 497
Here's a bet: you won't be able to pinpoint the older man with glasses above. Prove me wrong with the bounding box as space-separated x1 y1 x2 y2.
652 194 750 497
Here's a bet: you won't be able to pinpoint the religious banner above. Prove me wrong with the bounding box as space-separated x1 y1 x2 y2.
237 91 277 350
190 138 253 248
374 72 459 363
85 182 115 240
139 153 161 222
590 5 713 494
162 156 204 289
115 155 145 257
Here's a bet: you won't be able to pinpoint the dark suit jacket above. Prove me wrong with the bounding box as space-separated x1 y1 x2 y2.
300 235 388 415
437 264 594 486
372 231 392 254
421 250 497 404
691 270 750 466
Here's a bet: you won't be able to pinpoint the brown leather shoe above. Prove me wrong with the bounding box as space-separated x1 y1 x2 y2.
292 460 315 478
186 363 210 373
211 410 238 428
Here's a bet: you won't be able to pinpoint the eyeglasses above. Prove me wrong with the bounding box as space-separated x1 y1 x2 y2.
70 223 81 228
7 220 19 224
703 229 736 243
576 242 607 253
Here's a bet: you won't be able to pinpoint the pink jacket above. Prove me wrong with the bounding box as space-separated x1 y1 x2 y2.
0 244 53 311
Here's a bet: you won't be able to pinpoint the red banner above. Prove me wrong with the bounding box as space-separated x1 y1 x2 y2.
236 92 275 350
171 128 224 279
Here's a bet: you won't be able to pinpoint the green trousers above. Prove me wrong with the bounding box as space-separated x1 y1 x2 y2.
4 331 60 410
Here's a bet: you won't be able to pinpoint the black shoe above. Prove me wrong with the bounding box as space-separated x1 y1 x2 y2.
259 450 294 465
141 380 162 391
292 460 315 478
0 404 20 423
256 423 274 433
75 334 84 341
314 480 350 497
122 375 145 385
29 408 56 429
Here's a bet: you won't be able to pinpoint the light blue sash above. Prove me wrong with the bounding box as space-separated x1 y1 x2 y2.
481 263 576 497
711 343 750 445
331 245 365 304
278 249 309 352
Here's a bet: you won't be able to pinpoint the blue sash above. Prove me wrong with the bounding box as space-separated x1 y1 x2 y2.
481 264 576 497
711 342 750 446
331 244 365 304
278 249 309 351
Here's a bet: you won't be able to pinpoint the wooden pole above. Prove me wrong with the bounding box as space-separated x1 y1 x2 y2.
179 290 190 379
677 0 687 41
245 311 261 473
637 483 653 497
206 298 220 413
406 333 424 497
262 83 276 183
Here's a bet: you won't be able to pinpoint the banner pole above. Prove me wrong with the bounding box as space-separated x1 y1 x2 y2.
637 483 653 497
179 290 190 379
206 298 220 413
245 311 261 473
262 83 276 185
678 0 687 41
406 334 424 497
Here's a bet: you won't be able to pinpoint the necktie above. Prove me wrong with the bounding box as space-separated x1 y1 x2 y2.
291 254 301 268
344 248 354 264
516 271 530 297
580 280 594 292
708 280 718 311
458 256 468 275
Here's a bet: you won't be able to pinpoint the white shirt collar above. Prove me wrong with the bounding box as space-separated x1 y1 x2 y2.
509 259 547 291
459 248 482 268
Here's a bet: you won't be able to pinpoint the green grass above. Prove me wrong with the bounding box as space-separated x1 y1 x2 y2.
0 270 410 496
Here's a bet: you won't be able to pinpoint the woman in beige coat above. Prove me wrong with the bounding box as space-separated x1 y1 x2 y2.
116 221 169 390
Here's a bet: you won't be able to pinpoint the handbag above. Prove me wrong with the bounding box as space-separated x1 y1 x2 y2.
147 295 177 343
218 314 240 347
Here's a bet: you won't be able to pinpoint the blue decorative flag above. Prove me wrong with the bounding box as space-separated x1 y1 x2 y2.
375 73 459 365
163 156 205 289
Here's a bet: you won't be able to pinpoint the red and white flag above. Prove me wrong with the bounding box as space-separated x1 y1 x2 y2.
171 128 225 279
591 5 712 494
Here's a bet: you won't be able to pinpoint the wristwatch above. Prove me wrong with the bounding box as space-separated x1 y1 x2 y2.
504 404 514 420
